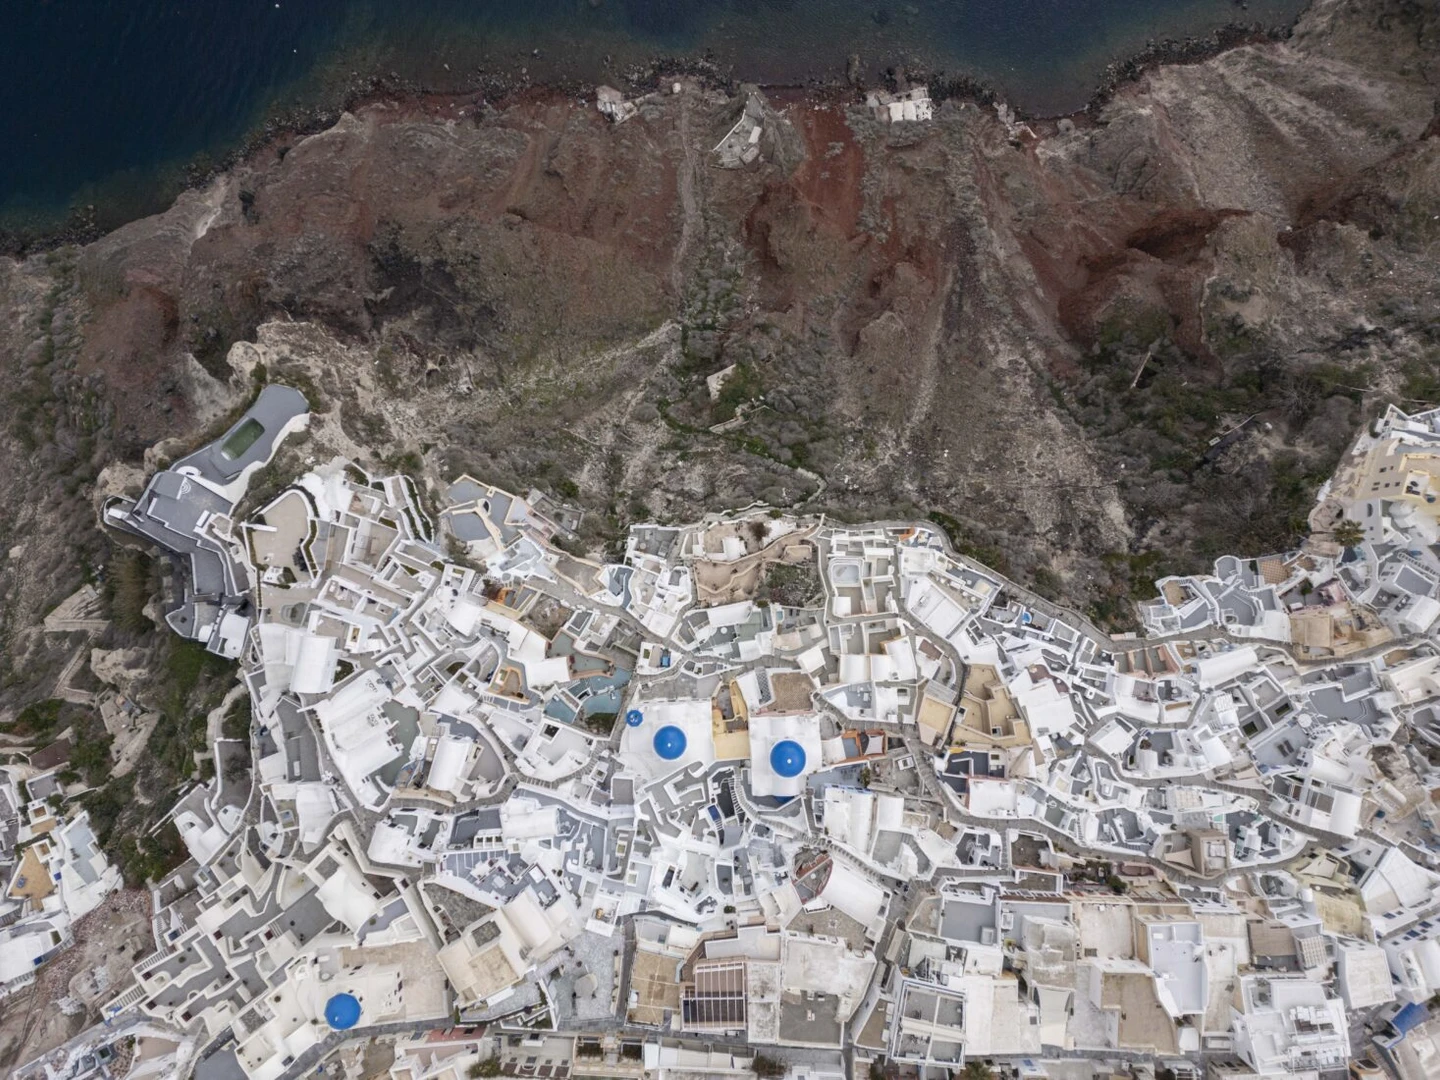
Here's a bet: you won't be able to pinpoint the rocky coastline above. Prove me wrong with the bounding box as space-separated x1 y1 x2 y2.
0 10 1304 259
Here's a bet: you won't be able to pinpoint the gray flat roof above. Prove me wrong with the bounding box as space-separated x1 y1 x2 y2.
940 896 997 943
109 383 309 653
176 384 309 486
194 1047 248 1080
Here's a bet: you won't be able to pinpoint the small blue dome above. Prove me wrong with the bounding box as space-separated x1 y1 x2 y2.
770 739 807 778
325 992 361 1030
625 708 644 727
653 725 688 761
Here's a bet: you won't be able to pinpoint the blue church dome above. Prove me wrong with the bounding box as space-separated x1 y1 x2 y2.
324 992 362 1030
653 725 688 761
770 739 807 778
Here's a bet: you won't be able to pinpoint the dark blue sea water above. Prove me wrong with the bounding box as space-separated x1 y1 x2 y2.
0 0 1307 236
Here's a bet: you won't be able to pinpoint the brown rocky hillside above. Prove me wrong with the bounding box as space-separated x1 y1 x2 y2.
1 0 1437 714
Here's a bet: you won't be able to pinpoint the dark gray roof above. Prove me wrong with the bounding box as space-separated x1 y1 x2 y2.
175 385 309 486
107 383 309 653
448 513 489 542
447 479 487 505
